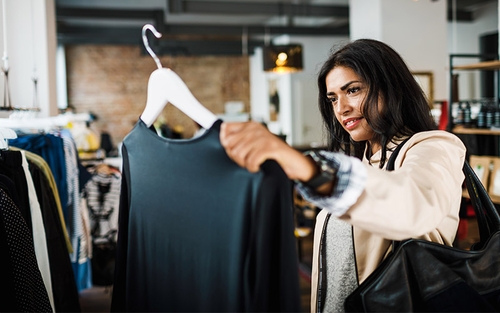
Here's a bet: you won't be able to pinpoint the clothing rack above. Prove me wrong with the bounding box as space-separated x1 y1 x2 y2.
0 112 92 131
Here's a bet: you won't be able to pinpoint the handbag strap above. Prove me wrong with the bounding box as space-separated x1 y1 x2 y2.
386 137 412 171
387 134 500 251
386 137 411 251
463 161 500 249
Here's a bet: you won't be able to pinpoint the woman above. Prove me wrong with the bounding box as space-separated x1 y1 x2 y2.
220 39 466 312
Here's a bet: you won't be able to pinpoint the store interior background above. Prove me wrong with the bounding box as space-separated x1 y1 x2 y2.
0 0 499 312
0 0 497 150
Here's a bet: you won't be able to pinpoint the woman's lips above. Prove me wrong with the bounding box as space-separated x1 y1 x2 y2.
344 118 362 130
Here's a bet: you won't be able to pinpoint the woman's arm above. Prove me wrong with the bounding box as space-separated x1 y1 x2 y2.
220 121 369 217
220 121 333 194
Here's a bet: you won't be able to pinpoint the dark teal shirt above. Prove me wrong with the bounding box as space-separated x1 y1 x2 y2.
112 119 301 312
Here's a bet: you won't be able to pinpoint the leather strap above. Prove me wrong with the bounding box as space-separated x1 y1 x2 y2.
385 137 412 251
386 137 412 171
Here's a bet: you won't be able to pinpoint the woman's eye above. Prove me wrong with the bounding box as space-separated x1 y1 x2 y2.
328 97 337 104
347 87 360 95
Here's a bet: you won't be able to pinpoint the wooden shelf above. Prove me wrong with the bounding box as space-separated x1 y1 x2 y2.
452 125 500 135
453 60 500 71
463 189 500 205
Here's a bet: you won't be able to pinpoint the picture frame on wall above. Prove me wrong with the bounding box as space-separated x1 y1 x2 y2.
469 155 492 190
412 71 434 109
489 157 500 203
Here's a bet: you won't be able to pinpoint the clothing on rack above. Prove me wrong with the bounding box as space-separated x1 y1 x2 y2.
23 149 81 312
0 146 81 312
0 187 53 312
10 131 93 292
12 147 72 253
9 133 68 219
83 163 121 286
84 164 121 245
62 132 84 263
20 150 55 311
0 149 33 233
73 195 93 291
111 119 301 312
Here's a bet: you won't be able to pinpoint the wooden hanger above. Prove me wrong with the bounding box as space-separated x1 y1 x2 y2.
139 24 218 130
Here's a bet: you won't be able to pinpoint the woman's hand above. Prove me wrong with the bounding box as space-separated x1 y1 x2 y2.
220 121 317 182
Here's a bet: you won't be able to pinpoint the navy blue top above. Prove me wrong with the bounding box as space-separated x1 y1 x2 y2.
111 119 301 312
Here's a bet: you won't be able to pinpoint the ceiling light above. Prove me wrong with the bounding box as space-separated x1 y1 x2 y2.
263 44 303 73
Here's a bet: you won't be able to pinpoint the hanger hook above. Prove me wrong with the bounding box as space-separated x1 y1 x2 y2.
142 24 163 69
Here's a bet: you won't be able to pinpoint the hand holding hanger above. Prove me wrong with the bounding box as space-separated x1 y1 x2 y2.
139 24 218 130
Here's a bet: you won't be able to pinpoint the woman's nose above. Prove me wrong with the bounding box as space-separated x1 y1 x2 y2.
335 97 350 115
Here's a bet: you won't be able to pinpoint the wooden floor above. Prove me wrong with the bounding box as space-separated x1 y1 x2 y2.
79 285 112 313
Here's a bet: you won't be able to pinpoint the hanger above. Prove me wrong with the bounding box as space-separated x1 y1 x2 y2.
0 127 17 150
139 24 218 129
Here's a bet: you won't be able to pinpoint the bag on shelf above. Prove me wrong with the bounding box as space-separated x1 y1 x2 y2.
344 141 500 312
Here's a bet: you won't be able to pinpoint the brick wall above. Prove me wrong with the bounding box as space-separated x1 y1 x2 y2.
66 45 250 148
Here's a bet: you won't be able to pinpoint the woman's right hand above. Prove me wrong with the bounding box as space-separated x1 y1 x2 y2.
219 121 318 183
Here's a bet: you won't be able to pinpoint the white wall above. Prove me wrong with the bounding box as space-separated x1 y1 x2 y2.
383 0 448 102
349 0 381 41
350 0 448 102
250 45 294 142
249 47 269 123
448 1 498 101
0 0 58 116
449 1 498 54
288 35 349 147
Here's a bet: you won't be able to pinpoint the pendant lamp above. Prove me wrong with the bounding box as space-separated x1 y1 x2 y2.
263 44 303 73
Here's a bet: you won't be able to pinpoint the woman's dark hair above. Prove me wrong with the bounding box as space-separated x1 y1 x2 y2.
317 38 436 168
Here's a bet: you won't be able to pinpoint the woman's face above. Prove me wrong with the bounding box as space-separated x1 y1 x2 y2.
325 65 376 145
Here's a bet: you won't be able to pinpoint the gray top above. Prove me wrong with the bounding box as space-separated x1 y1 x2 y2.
323 216 359 313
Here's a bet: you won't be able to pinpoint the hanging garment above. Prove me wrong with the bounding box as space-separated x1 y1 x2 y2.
20 151 55 312
84 165 121 286
61 129 93 292
0 187 53 312
84 167 121 245
0 174 23 312
26 155 81 312
0 149 33 232
111 119 301 313
62 134 83 263
11 132 93 292
0 150 56 310
10 134 68 219
12 147 73 253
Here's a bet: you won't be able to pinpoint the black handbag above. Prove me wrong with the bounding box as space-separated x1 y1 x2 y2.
344 139 500 312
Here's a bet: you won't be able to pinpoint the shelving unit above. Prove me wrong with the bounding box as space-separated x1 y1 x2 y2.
453 125 500 135
447 53 500 133
452 59 500 71
448 54 500 206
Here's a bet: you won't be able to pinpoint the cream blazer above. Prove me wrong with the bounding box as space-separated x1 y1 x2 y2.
310 130 467 312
